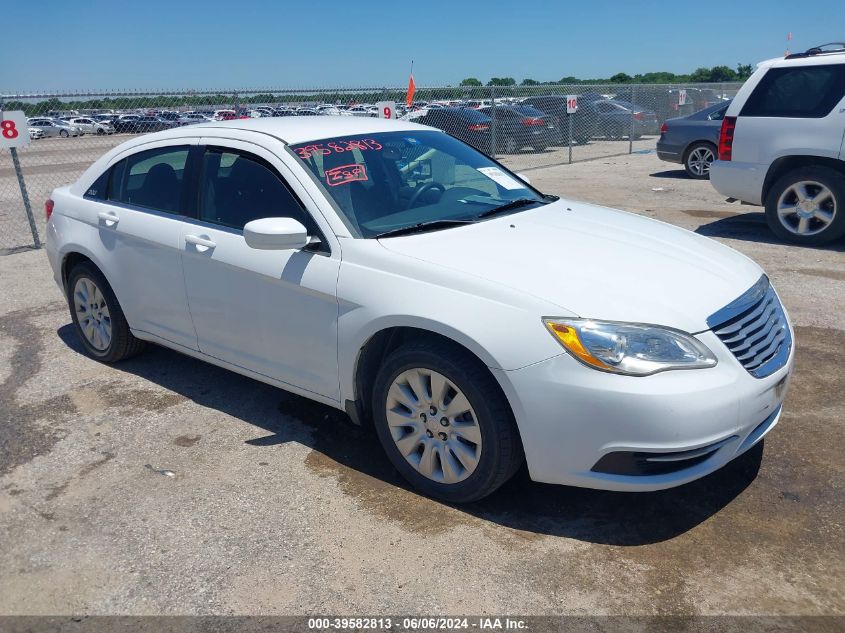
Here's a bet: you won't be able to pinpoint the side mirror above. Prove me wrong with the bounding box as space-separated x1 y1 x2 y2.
515 172 531 185
243 217 308 251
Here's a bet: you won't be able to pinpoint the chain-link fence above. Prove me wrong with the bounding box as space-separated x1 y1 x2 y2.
0 82 743 253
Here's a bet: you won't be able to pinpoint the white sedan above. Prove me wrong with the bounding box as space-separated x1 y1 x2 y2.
44 117 794 502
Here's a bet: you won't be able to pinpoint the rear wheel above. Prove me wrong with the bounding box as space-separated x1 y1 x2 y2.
765 166 845 245
371 339 523 503
684 142 717 179
66 262 146 363
59 129 69 138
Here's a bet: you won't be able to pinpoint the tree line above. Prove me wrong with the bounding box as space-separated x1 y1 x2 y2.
462 64 754 86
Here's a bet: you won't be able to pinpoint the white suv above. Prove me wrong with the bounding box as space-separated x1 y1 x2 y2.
710 43 845 245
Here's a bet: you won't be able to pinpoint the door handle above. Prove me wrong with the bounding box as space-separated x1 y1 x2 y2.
97 210 119 225
185 234 217 249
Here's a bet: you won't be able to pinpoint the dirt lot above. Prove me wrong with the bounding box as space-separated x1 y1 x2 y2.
0 151 842 617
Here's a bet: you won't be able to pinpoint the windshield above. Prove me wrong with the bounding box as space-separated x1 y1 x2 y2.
290 131 546 238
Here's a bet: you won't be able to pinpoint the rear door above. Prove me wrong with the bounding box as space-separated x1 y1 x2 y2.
180 139 341 399
81 140 200 350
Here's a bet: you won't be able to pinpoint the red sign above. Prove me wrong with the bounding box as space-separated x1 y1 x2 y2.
326 163 368 186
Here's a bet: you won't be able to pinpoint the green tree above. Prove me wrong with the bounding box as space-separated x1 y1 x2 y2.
709 65 738 82
736 63 754 79
487 77 516 86
460 77 482 86
610 72 632 83
520 78 540 85
689 67 713 82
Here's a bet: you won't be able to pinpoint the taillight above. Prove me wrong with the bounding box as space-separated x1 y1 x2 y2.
660 122 668 135
520 117 545 126
45 198 54 221
468 124 490 131
633 112 644 121
718 116 737 161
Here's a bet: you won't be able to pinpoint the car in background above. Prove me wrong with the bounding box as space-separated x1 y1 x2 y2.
520 95 598 144
113 116 174 134
69 117 114 135
27 118 83 137
477 105 555 153
416 107 493 154
711 44 845 245
271 107 296 117
296 108 319 116
178 113 213 125
28 127 44 140
347 106 372 117
587 100 656 140
657 101 731 179
214 110 238 121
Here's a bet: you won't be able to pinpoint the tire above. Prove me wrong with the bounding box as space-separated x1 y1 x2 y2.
97 128 105 135
765 166 845 246
371 338 523 503
59 129 69 138
683 142 717 179
66 261 146 363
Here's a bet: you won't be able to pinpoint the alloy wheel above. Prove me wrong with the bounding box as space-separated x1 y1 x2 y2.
776 180 837 236
385 368 482 484
73 277 112 351
687 146 715 177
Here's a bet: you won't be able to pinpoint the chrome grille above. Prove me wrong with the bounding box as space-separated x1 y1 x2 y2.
707 276 791 378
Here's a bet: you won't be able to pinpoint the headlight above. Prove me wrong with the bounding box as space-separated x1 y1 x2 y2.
543 318 717 376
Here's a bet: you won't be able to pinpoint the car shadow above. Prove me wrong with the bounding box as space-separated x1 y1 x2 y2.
649 170 689 179
695 212 845 251
57 324 763 546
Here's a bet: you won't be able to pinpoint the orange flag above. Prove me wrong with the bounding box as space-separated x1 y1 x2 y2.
406 74 416 107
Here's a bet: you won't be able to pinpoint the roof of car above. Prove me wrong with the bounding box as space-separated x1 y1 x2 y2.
147 115 434 145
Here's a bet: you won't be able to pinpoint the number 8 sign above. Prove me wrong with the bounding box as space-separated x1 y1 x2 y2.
0 111 31 149
376 101 397 120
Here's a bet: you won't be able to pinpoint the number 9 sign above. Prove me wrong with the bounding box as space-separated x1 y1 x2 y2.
0 111 30 148
376 101 397 120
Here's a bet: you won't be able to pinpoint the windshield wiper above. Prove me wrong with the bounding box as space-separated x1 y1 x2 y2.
373 218 476 239
474 197 549 220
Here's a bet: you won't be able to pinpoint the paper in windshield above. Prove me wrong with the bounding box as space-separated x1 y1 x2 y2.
477 167 524 190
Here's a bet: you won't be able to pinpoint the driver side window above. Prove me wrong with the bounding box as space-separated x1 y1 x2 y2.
198 148 317 234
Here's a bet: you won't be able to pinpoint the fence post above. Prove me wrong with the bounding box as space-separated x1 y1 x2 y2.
490 86 496 159
629 84 636 154
0 101 41 249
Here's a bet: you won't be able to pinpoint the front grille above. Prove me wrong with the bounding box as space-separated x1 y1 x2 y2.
707 276 791 378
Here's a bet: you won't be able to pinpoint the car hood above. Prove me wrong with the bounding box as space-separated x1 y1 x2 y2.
377 201 762 333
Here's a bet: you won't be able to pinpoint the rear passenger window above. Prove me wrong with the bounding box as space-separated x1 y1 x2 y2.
741 65 845 118
198 148 316 233
109 146 189 214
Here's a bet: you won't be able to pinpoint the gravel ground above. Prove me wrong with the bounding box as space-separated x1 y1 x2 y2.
0 151 842 617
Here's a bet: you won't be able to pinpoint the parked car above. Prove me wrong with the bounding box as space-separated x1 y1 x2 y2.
657 101 731 178
45 116 794 502
271 108 296 117
415 107 493 153
346 106 372 117
27 118 83 138
28 127 44 140
477 105 556 153
296 108 319 116
112 115 142 133
69 117 114 135
520 95 599 144
710 44 845 245
587 99 657 140
214 110 238 121
178 113 213 125
113 116 174 134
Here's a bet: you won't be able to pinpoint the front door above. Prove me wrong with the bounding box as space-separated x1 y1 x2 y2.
180 141 341 400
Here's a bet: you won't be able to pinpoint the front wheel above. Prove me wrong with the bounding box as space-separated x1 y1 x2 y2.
59 129 69 138
684 142 717 179
371 339 523 503
765 166 845 245
66 262 146 363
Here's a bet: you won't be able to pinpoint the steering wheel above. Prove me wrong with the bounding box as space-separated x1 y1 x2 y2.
407 182 446 209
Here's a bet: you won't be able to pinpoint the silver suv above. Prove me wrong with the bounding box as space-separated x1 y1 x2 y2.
710 43 845 245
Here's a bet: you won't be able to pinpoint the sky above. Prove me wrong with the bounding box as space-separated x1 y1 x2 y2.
2 0 844 92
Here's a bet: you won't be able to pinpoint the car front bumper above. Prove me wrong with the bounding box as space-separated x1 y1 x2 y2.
492 329 793 491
